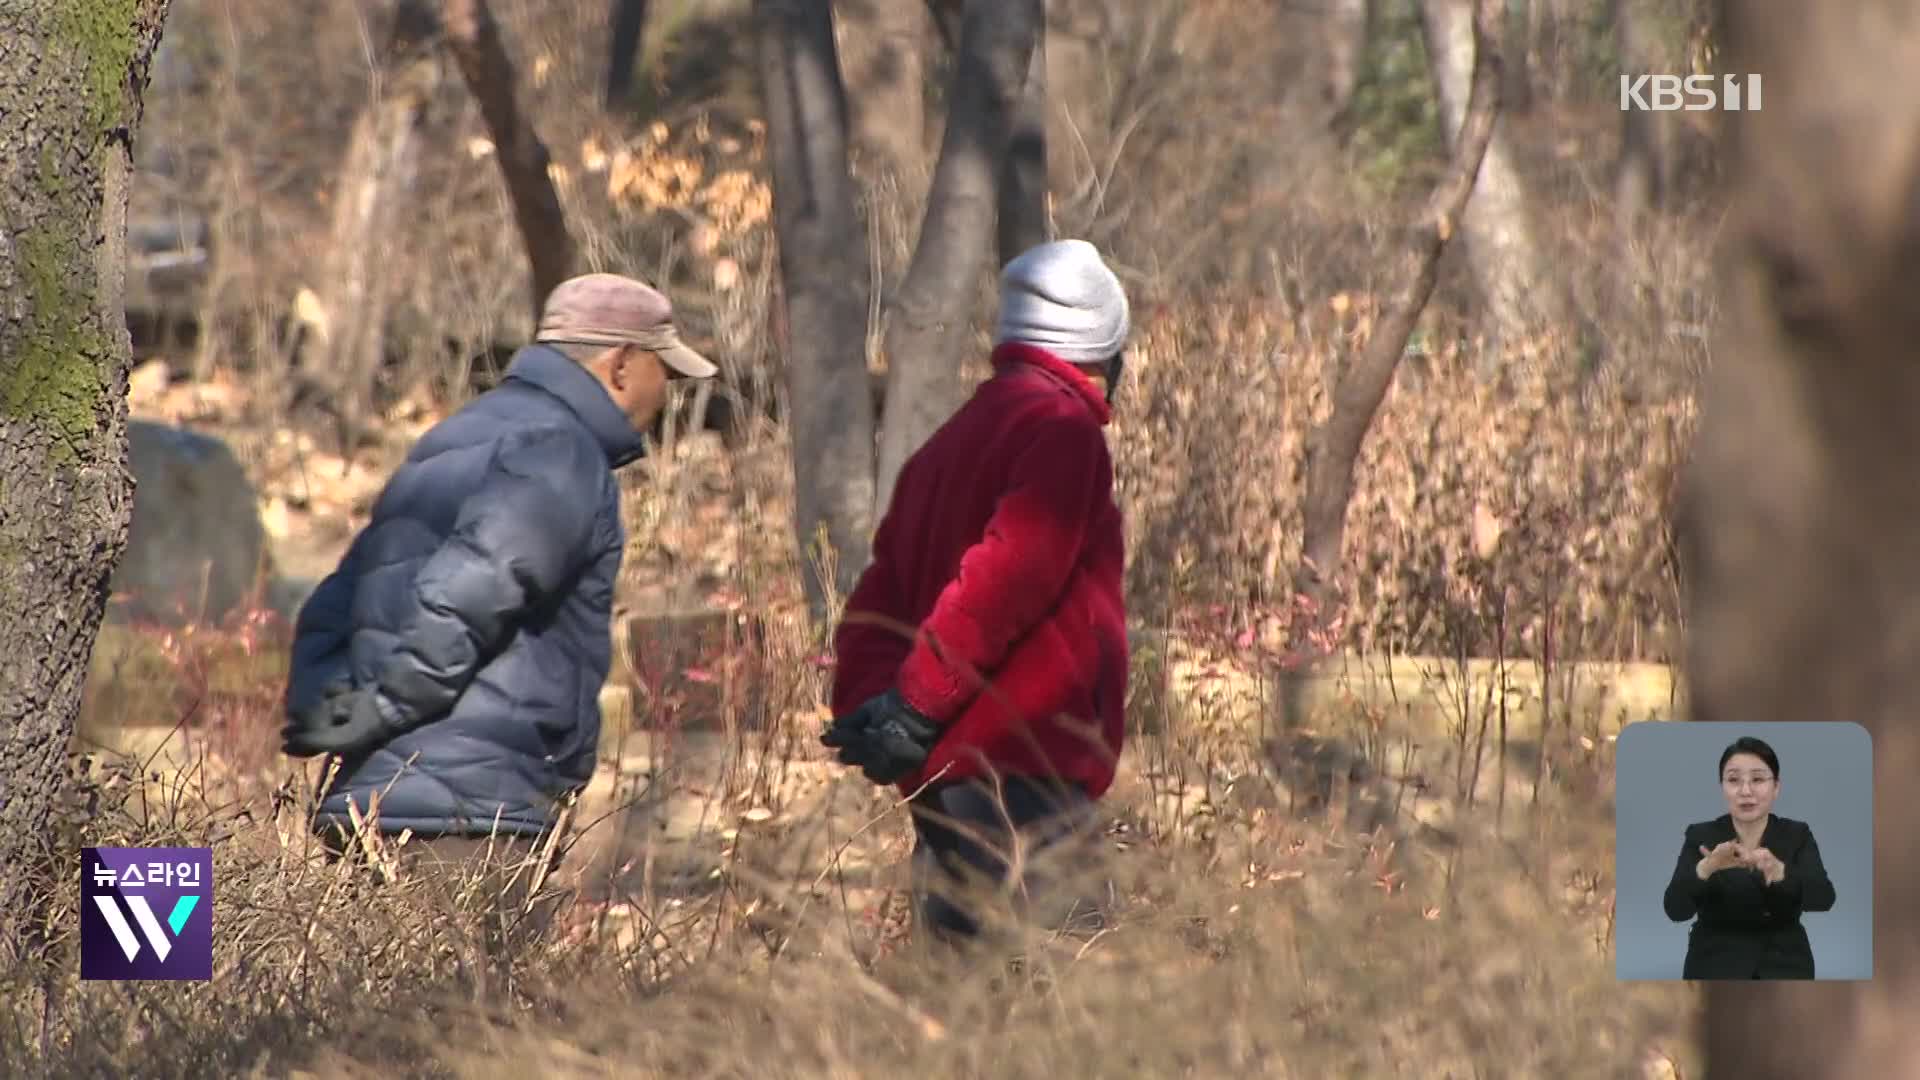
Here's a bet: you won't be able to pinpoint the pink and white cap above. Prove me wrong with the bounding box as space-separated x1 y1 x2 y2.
535 273 718 378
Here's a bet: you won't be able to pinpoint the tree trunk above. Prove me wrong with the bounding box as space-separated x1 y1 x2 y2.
1686 1 1920 1072
440 0 578 329
1502 0 1533 114
1324 0 1373 127
1611 0 1668 237
924 0 963 55
605 0 650 108
1281 0 1503 725
873 0 1043 514
755 0 877 620
839 0 931 184
997 6 1051 267
0 0 172 917
300 0 442 456
1417 0 1565 362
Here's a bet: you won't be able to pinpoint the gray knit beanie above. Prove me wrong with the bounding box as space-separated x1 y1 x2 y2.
993 239 1130 365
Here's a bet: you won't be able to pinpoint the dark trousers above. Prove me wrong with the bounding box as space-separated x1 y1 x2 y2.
907 776 1104 945
317 824 570 992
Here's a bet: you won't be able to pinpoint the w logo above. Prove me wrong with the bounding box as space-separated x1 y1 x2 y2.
80 847 213 981
90 893 201 963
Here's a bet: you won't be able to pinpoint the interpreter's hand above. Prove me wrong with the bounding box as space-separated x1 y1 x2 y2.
283 688 395 759
820 689 940 786
1696 839 1747 880
1745 846 1787 885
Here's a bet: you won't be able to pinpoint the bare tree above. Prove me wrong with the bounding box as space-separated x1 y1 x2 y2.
301 0 443 453
1683 0 1920 1071
870 0 1050 274
441 0 579 328
0 0 173 914
1611 0 1670 237
924 0 963 54
757 0 1046 607
838 0 933 185
1283 0 1504 721
605 0 650 107
1502 0 1534 114
999 6 1051 266
873 0 1045 513
1417 0 1567 360
300 0 574 451
756 0 878 618
1324 0 1373 126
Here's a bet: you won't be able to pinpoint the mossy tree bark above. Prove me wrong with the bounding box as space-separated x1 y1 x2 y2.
0 0 173 913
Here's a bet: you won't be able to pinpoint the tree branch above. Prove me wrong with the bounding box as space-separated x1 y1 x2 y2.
1286 0 1504 691
440 0 578 325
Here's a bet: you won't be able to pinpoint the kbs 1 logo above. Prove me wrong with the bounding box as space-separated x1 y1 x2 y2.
80 847 212 981
1619 73 1762 113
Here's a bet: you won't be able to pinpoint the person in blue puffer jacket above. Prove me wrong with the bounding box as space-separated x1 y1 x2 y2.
281 274 717 932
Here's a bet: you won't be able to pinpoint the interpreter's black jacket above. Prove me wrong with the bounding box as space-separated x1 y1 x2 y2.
1663 813 1836 979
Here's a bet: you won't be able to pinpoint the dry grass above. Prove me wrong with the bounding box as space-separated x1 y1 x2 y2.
8 590 1702 1078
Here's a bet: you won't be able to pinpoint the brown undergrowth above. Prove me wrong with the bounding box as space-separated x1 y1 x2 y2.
9 596 1698 1079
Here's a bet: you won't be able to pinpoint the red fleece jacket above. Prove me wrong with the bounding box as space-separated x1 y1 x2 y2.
831 343 1128 799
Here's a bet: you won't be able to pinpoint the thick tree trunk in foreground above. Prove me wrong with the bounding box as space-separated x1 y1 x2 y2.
756 0 877 620
441 0 578 328
304 0 442 454
0 0 172 916
1282 0 1502 723
1686 1 1920 1073
874 0 1043 514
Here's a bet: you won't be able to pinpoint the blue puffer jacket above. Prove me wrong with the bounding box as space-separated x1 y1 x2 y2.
284 345 644 838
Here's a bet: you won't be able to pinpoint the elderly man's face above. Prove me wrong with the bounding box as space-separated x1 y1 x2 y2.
589 344 670 428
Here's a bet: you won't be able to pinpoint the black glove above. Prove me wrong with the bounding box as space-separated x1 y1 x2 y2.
282 687 397 759
287 675 352 730
820 689 940 785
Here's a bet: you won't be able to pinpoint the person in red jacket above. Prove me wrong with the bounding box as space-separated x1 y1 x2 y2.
824 238 1131 944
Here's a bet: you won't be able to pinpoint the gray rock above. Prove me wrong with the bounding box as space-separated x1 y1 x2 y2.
109 421 269 627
